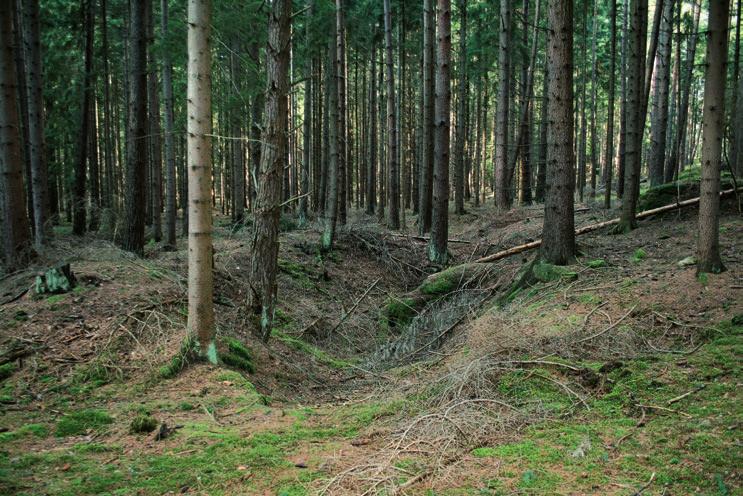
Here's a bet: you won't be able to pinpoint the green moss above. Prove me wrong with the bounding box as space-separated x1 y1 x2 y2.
380 297 418 329
221 338 255 373
129 414 158 434
0 423 48 442
56 409 113 437
159 335 197 379
531 261 578 283
0 363 16 381
420 268 462 296
586 259 607 268
272 330 352 369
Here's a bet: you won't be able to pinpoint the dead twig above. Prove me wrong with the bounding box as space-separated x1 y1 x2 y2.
632 472 656 495
667 384 705 405
575 305 637 344
329 278 380 335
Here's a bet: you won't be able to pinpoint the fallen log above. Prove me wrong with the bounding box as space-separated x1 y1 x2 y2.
475 187 741 264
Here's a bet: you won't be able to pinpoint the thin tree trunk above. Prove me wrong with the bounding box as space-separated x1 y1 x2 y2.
161 0 177 248
418 0 435 234
589 0 599 198
147 0 162 241
299 2 313 225
101 0 115 228
88 98 100 231
535 53 548 203
494 0 511 209
696 0 728 274
322 22 340 251
366 39 378 215
428 0 451 264
454 0 467 215
648 0 672 187
731 0 742 177
604 0 617 209
336 0 347 225
383 0 400 228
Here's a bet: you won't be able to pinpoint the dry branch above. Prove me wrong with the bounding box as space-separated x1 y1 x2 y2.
475 188 741 263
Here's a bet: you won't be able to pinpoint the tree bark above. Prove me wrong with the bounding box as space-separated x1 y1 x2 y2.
418 0 435 234
161 0 177 248
322 20 340 251
0 0 32 267
731 0 743 178
648 0 672 187
147 0 162 241
186 0 215 360
21 0 49 246
427 0 451 264
336 0 347 225
540 0 575 265
696 0 728 274
366 39 378 216
454 0 467 215
299 1 313 225
383 0 400 229
494 0 511 210
604 0 617 209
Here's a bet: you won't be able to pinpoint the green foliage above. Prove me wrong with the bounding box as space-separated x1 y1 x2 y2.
56 409 113 437
630 248 647 263
0 363 16 381
129 414 158 434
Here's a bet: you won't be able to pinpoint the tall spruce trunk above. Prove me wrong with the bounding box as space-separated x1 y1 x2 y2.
589 0 599 198
576 0 587 202
535 53 548 203
731 0 742 178
73 0 95 236
494 0 511 209
336 0 347 225
322 23 340 251
418 0 435 234
229 40 245 225
186 0 215 360
383 0 400 229
299 1 313 225
121 0 148 254
454 0 467 215
616 0 647 232
101 0 115 227
617 0 629 199
540 0 575 264
88 100 100 231
696 0 729 274
249 0 291 340
648 0 672 187
0 0 32 267
366 40 378 215
604 0 617 209
147 0 162 241
21 0 49 246
161 0 177 248
428 0 451 264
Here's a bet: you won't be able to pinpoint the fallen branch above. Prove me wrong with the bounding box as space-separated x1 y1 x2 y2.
667 384 705 405
329 278 380 335
475 188 742 264
575 305 637 344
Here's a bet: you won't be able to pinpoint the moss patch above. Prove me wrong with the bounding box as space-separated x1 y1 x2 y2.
380 297 418 330
129 414 158 434
0 363 16 381
221 338 255 373
56 409 113 437
531 261 578 283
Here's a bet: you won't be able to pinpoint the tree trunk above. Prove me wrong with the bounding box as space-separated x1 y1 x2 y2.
88 99 100 231
535 53 548 203
186 0 215 360
577 0 587 202
147 0 162 241
540 0 575 265
604 0 617 209
454 0 467 215
121 0 148 254
427 0 451 264
0 0 32 267
589 0 599 198
248 41 264 209
696 0 728 274
366 39 378 216
383 0 400 229
161 0 176 248
616 0 647 232
322 22 340 251
494 0 511 210
299 2 313 225
731 0 742 178
418 0 435 234
249 0 291 340
648 0 672 187
100 0 116 229
73 0 95 236
617 0 629 199
336 0 347 225
21 0 49 246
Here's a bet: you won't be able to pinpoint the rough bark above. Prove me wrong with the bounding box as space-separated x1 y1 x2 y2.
696 0 728 274
648 0 672 187
0 0 32 267
147 0 162 241
427 0 451 264
298 1 313 225
322 23 339 251
382 0 399 229
454 0 467 215
418 0 435 234
336 0 347 225
540 0 575 265
604 0 617 209
494 0 511 209
161 0 176 248
248 0 291 340
732 0 742 178
366 40 378 216
21 0 49 246
535 53 548 203
120 0 148 254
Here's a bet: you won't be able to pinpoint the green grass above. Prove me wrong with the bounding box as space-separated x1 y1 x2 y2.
0 363 16 381
630 248 647 263
55 409 113 437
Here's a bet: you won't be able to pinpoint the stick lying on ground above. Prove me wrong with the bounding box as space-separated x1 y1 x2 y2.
475 188 741 264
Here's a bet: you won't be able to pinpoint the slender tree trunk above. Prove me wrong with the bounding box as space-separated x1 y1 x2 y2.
21 0 49 246
617 0 629 199
147 0 162 241
648 0 672 187
454 0 467 215
336 0 347 225
428 0 451 264
322 23 340 251
383 0 400 228
604 0 617 209
577 0 587 202
540 0 575 264
0 0 32 267
696 0 728 274
494 0 511 209
731 0 742 178
299 2 313 225
473 70 482 208
249 0 291 340
186 0 215 360
665 0 700 183
161 0 176 248
418 0 435 234
101 0 116 228
73 0 95 236
88 99 100 231
121 0 148 254
248 41 264 209
366 40 378 215
589 0 599 198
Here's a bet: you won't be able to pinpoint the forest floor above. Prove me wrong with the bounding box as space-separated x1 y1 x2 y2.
0 194 741 495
